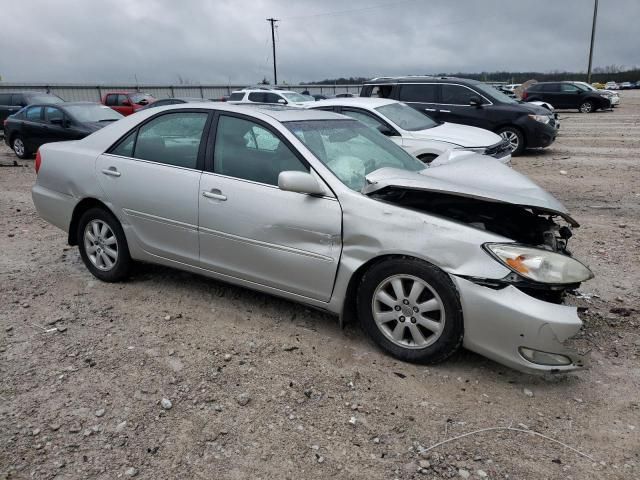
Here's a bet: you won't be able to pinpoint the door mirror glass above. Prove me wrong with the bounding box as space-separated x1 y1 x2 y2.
278 171 324 195
277 98 287 104
377 125 395 136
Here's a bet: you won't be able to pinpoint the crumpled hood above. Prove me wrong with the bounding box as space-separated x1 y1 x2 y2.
409 122 502 148
362 155 578 226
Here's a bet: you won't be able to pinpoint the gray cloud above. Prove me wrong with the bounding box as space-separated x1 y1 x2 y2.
1 0 637 84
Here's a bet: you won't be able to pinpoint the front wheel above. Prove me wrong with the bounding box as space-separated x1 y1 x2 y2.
357 259 463 364
579 101 594 113
497 126 525 156
77 207 131 282
12 136 30 159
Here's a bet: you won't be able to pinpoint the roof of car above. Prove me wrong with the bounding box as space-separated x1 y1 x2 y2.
365 76 482 85
232 88 302 95
310 97 398 108
154 97 210 102
0 91 58 95
25 101 102 108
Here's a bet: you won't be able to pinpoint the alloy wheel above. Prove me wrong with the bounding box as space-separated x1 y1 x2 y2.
83 220 118 271
371 274 445 349
13 138 25 157
499 130 520 152
579 102 593 113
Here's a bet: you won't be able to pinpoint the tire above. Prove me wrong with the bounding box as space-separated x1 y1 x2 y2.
579 101 594 113
497 126 525 156
12 135 30 159
357 258 463 364
418 153 438 164
77 207 131 282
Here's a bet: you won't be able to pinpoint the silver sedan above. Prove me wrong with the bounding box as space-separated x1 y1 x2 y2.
32 103 593 374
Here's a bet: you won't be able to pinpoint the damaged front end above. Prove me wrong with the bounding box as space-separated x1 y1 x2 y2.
363 157 593 373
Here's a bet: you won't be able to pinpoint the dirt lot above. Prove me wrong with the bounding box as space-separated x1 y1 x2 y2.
1 93 639 480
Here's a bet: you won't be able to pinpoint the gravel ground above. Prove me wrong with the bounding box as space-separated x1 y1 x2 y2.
1 92 639 480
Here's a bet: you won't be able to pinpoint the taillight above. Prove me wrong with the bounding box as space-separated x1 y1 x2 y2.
35 150 42 174
521 91 528 100
2 119 7 128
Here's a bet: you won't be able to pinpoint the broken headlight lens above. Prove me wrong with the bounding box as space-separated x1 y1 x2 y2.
528 114 551 124
484 243 594 284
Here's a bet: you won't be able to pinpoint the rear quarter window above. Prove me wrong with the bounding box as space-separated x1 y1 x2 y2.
228 92 245 101
399 84 438 103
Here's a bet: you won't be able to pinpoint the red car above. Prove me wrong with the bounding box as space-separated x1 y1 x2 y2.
101 91 155 116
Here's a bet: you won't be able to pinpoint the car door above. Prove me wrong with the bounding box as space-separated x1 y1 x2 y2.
21 106 47 151
397 83 442 121
96 110 211 264
43 106 81 145
198 113 342 301
559 83 582 108
438 84 489 128
338 107 403 147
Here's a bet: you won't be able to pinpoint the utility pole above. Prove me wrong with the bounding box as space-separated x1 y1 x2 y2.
267 18 279 85
587 0 598 84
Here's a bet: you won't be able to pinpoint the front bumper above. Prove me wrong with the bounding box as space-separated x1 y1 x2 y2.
451 275 588 374
522 120 556 149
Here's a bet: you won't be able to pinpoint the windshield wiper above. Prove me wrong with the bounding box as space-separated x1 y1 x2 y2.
98 119 119 122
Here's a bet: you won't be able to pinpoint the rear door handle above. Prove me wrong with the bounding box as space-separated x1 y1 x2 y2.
101 167 121 177
439 109 451 113
202 189 227 201
424 108 436 112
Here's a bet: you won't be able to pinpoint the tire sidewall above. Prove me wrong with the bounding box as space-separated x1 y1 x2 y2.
12 136 29 159
357 259 463 364
497 127 525 156
579 101 594 113
77 207 131 282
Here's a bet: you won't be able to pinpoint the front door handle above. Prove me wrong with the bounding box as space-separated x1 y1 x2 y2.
424 108 436 112
101 167 121 177
202 189 227 201
439 109 451 113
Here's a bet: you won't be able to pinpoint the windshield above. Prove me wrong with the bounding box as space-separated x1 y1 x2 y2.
286 119 425 191
376 102 438 131
130 93 154 104
66 104 124 122
28 95 64 104
474 83 518 104
282 92 313 103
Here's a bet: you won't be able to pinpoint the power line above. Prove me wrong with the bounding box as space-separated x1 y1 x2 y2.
282 0 419 20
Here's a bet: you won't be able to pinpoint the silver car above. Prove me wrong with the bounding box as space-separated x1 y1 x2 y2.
32 104 593 374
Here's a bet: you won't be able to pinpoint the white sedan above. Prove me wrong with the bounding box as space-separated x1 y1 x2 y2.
309 97 511 165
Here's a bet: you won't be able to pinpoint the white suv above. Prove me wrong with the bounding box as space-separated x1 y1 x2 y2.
227 88 314 107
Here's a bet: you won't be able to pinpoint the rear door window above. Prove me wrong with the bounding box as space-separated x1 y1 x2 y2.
542 84 560 92
11 94 26 106
25 106 43 121
133 112 208 169
248 92 265 103
0 94 11 105
399 84 439 103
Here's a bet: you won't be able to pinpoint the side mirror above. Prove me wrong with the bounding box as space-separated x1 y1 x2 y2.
137 99 149 105
278 171 325 196
277 98 287 104
377 125 395 136
469 97 483 107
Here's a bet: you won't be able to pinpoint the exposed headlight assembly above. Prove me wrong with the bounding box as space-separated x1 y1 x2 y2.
484 243 594 284
528 114 551 124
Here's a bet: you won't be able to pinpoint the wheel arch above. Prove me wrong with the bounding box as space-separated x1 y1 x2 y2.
339 253 456 327
67 198 115 246
494 123 526 148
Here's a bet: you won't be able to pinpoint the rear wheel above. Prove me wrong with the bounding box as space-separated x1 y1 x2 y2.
579 101 594 113
12 136 30 159
357 258 463 364
77 207 131 282
497 126 525 156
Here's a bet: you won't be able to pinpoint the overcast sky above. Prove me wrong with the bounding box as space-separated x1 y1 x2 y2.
1 0 638 84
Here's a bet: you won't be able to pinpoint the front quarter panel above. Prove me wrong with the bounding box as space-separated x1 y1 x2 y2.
328 191 512 312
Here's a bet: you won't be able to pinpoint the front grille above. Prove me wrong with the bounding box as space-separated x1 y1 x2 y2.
485 140 512 158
